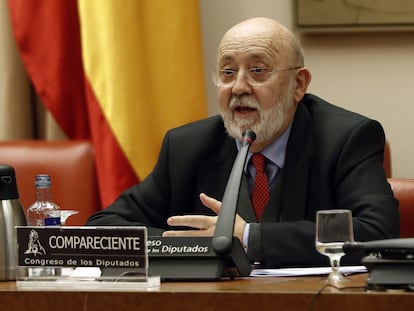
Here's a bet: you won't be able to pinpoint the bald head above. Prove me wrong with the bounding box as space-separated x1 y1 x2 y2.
223 17 290 40
218 17 304 68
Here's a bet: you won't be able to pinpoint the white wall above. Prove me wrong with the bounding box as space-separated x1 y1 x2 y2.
200 0 414 178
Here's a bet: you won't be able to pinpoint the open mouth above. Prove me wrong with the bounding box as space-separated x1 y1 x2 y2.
233 106 257 114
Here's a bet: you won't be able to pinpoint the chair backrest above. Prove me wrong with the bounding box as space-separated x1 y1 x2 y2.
388 178 414 238
0 140 100 225
384 140 391 178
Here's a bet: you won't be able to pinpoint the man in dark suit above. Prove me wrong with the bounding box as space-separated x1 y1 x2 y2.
87 17 399 267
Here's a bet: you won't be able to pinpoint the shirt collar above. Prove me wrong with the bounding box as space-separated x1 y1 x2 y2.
236 121 293 171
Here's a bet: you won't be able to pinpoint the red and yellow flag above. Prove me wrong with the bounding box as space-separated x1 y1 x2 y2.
8 0 207 209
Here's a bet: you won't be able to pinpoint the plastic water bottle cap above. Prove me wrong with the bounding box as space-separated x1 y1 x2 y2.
35 174 51 188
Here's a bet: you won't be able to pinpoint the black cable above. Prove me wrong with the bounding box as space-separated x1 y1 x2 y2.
308 283 366 311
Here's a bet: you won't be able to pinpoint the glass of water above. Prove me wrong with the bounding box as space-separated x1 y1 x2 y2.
315 209 354 284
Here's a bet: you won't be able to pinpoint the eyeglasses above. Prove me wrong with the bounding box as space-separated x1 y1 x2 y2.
212 66 302 88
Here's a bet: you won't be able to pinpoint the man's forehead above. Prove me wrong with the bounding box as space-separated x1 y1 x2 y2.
218 49 273 62
218 36 285 63
221 26 273 44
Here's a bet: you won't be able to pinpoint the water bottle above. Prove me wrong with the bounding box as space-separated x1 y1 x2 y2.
27 174 61 226
26 174 61 277
0 164 27 280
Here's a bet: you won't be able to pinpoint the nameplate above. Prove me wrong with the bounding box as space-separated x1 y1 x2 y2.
147 236 217 257
16 226 147 269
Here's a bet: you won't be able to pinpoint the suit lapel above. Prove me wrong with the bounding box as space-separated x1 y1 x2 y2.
281 103 314 221
195 132 237 205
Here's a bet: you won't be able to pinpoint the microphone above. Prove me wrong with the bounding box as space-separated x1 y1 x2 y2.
146 129 256 280
343 238 414 257
343 238 414 290
212 129 256 254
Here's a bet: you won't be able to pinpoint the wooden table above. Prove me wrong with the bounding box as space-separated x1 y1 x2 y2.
1 273 413 311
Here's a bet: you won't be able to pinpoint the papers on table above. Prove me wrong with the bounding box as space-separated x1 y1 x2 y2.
250 265 367 277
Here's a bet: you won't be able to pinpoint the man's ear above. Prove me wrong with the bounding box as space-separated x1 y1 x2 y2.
294 67 312 103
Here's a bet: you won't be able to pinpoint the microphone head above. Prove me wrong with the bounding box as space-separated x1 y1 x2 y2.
242 129 256 146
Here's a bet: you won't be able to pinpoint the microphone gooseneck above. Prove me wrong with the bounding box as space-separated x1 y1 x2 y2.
212 129 256 255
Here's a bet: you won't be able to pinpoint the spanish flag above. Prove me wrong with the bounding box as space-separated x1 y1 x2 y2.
8 0 207 208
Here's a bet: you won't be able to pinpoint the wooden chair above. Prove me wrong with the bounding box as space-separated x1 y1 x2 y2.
0 140 100 225
388 178 414 238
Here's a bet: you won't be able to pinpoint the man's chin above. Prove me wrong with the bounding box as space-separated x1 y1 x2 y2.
225 123 256 140
232 116 258 129
221 113 258 138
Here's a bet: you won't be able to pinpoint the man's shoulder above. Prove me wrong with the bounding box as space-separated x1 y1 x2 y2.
301 93 369 123
166 115 226 141
172 115 223 131
296 93 384 145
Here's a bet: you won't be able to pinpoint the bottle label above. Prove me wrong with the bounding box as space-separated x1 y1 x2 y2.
45 217 61 226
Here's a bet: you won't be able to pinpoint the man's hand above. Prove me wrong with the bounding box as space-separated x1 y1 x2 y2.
162 193 247 244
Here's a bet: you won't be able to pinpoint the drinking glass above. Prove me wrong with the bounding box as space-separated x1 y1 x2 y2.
315 209 354 284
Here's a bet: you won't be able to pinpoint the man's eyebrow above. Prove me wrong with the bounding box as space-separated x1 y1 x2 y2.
218 54 235 62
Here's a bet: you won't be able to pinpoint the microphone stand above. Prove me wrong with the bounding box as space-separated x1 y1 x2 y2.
146 130 256 280
212 129 256 254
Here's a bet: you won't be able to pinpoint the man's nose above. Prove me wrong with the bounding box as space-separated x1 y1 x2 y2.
231 72 253 96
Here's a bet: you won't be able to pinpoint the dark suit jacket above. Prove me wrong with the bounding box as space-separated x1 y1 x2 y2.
87 94 399 267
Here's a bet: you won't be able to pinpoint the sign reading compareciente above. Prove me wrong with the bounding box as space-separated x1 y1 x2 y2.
16 226 147 269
